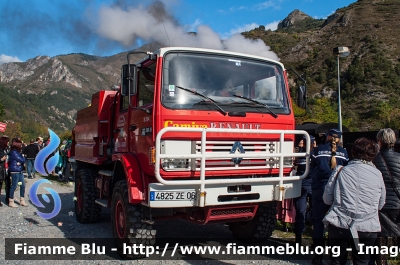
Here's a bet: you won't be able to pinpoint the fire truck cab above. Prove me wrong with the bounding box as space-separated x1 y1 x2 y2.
70 47 310 257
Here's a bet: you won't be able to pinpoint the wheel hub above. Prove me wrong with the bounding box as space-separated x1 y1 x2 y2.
115 200 125 238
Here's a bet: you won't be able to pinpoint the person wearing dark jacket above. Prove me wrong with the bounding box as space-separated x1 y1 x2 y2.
372 128 400 264
23 139 39 179
293 135 316 245
309 129 349 265
8 139 27 208
0 135 10 206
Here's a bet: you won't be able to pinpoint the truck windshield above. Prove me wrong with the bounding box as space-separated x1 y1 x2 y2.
161 52 290 115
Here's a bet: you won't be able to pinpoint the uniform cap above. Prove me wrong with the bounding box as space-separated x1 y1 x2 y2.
303 135 315 145
327 128 342 138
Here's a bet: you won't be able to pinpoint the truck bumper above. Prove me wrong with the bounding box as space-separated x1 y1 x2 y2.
147 180 301 208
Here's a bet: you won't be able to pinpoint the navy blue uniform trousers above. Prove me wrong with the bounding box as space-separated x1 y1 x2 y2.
294 185 312 236
312 188 330 248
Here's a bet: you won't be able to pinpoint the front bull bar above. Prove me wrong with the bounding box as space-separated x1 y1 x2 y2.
154 127 310 207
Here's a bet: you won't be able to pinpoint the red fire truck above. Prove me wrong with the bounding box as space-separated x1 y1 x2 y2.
69 47 310 257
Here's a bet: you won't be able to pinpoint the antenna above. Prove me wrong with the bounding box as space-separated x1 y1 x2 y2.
157 9 170 47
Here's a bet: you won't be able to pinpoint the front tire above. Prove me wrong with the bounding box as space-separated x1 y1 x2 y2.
111 180 156 259
230 204 276 242
75 168 101 223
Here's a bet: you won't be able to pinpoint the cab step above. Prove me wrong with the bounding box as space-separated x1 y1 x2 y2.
98 170 113 177
95 199 109 208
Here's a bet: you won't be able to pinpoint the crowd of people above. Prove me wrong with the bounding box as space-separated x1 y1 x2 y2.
0 134 72 208
286 128 400 265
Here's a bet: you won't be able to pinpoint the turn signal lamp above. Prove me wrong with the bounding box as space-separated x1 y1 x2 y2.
149 147 156 165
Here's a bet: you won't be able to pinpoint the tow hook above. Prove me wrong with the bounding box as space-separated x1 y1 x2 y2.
279 186 287 201
142 211 154 224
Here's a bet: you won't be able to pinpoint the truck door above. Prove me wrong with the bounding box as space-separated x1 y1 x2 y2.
129 66 155 154
114 93 130 153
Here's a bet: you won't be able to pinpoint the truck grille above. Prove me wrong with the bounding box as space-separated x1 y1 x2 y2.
210 207 254 216
194 141 288 169
206 205 258 221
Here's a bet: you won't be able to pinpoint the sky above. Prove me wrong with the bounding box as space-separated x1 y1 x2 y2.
0 0 356 65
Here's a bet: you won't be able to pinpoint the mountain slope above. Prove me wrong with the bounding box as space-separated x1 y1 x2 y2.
0 43 160 138
244 0 400 130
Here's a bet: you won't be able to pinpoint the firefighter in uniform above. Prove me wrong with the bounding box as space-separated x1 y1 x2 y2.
309 129 349 265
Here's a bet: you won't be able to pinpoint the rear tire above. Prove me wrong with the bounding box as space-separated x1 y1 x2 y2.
111 180 156 259
230 204 276 242
75 168 102 223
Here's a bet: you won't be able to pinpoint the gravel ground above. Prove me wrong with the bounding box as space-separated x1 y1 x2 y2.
0 175 313 265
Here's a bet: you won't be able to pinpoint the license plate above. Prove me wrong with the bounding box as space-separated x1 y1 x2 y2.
150 191 196 201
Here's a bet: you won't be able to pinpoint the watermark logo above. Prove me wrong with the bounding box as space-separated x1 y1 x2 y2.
29 179 62 219
29 128 62 219
34 129 60 176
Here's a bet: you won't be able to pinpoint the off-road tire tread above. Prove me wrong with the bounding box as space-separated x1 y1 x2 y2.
231 204 276 242
112 180 156 259
75 168 101 223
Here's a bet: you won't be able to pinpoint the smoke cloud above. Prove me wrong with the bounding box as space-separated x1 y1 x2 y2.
96 1 279 61
0 54 22 65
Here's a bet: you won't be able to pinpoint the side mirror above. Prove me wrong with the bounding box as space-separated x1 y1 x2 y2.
121 64 137 96
286 68 307 116
297 85 306 108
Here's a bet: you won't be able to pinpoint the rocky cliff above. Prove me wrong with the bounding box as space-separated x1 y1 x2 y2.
277 9 311 30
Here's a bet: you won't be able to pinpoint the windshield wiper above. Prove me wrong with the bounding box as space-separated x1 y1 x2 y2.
175 86 227 116
233 94 278 118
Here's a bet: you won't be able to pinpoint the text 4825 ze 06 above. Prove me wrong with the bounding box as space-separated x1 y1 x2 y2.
150 191 196 201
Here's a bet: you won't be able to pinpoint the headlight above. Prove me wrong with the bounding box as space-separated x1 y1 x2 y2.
162 158 191 170
280 141 294 167
161 140 193 171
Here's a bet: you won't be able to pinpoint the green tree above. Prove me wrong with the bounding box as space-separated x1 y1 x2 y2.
0 103 4 118
316 71 326 84
4 122 27 141
23 120 49 140
0 84 5 118
372 102 400 129
347 58 365 88
59 130 72 141
308 98 338 124
297 97 353 129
